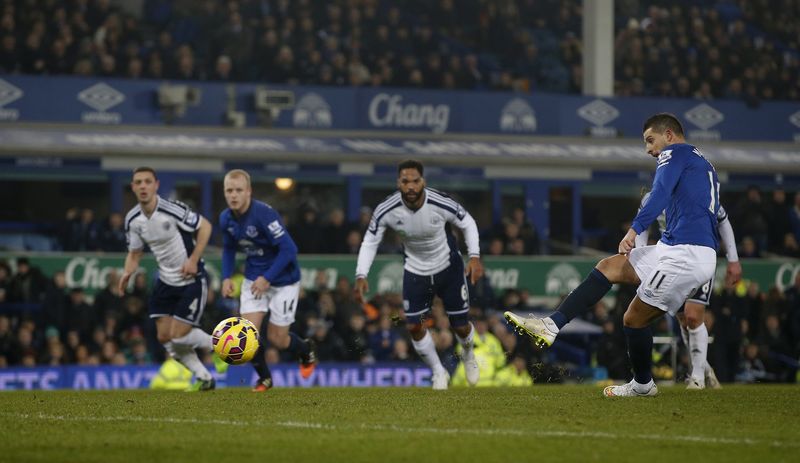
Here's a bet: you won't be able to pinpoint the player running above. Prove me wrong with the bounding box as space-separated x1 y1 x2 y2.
354 159 484 390
219 169 317 392
119 167 224 392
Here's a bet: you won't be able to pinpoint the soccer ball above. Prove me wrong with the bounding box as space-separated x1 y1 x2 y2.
212 317 260 365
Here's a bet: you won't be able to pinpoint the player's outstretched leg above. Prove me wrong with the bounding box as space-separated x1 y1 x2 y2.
505 268 612 348
504 312 559 348
410 328 449 390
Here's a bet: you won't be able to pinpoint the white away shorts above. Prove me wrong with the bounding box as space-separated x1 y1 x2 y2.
628 242 717 316
239 279 300 327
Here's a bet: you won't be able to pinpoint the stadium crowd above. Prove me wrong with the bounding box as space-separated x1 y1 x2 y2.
0 0 796 100
2 223 799 384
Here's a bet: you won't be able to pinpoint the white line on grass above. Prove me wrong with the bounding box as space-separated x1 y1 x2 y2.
3 412 796 449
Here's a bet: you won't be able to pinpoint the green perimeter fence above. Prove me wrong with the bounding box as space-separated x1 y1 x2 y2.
2 252 798 300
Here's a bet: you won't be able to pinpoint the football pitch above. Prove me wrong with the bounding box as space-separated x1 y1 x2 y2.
1 385 798 463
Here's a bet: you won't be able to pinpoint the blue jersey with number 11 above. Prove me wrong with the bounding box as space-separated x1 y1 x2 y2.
631 143 719 250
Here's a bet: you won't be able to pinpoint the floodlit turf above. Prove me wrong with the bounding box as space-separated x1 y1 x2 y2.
1 385 799 463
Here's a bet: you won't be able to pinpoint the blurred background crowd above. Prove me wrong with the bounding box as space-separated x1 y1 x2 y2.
0 0 796 100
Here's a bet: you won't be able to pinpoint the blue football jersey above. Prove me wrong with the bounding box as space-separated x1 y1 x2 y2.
220 200 300 286
632 143 720 250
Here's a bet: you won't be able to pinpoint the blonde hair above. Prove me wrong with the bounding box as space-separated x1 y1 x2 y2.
224 169 251 187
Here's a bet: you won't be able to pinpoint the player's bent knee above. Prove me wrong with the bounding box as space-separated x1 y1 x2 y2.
156 333 172 345
595 255 630 284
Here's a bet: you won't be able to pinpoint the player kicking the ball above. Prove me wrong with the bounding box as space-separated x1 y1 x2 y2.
506 113 720 397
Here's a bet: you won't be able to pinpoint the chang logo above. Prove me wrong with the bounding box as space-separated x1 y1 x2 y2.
78 82 125 124
684 103 723 141
368 93 450 133
545 263 582 296
577 99 619 137
293 93 332 128
0 78 22 121
500 98 537 133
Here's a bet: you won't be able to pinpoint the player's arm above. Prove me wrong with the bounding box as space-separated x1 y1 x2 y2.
449 206 484 284
354 214 387 303
257 214 297 296
625 152 683 253
220 214 237 297
182 216 211 277
717 206 742 287
119 248 143 293
119 215 143 293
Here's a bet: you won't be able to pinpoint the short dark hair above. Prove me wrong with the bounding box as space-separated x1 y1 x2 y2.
643 113 684 136
398 159 424 176
132 166 158 180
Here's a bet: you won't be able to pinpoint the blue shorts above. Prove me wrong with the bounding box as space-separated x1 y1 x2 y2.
402 259 469 327
149 274 208 326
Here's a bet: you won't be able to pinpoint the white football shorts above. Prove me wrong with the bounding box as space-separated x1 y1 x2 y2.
239 279 300 327
628 241 717 316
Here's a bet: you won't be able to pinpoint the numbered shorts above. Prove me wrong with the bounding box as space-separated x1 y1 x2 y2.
687 272 715 306
149 274 208 326
239 279 300 327
403 259 469 327
628 242 716 316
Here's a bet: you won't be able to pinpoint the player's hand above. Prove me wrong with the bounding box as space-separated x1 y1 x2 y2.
354 277 369 304
725 261 743 287
465 257 484 285
221 278 235 298
618 228 638 254
118 272 131 294
181 258 198 278
251 276 271 299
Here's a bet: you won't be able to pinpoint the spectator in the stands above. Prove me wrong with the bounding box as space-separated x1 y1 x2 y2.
9 257 47 305
100 212 127 252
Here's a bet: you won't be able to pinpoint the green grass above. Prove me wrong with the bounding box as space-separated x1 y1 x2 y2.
1 385 799 463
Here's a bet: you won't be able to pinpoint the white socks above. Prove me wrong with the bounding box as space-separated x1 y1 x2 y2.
688 323 709 383
165 338 213 381
173 328 213 352
411 330 446 375
455 323 475 353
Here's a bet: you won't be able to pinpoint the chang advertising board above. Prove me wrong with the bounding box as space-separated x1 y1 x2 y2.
366 92 451 133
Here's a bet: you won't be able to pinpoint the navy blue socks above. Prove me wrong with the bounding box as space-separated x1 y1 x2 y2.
550 268 612 329
288 331 310 358
624 326 653 384
251 336 271 381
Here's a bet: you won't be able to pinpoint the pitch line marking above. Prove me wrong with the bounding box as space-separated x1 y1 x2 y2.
2 412 797 449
